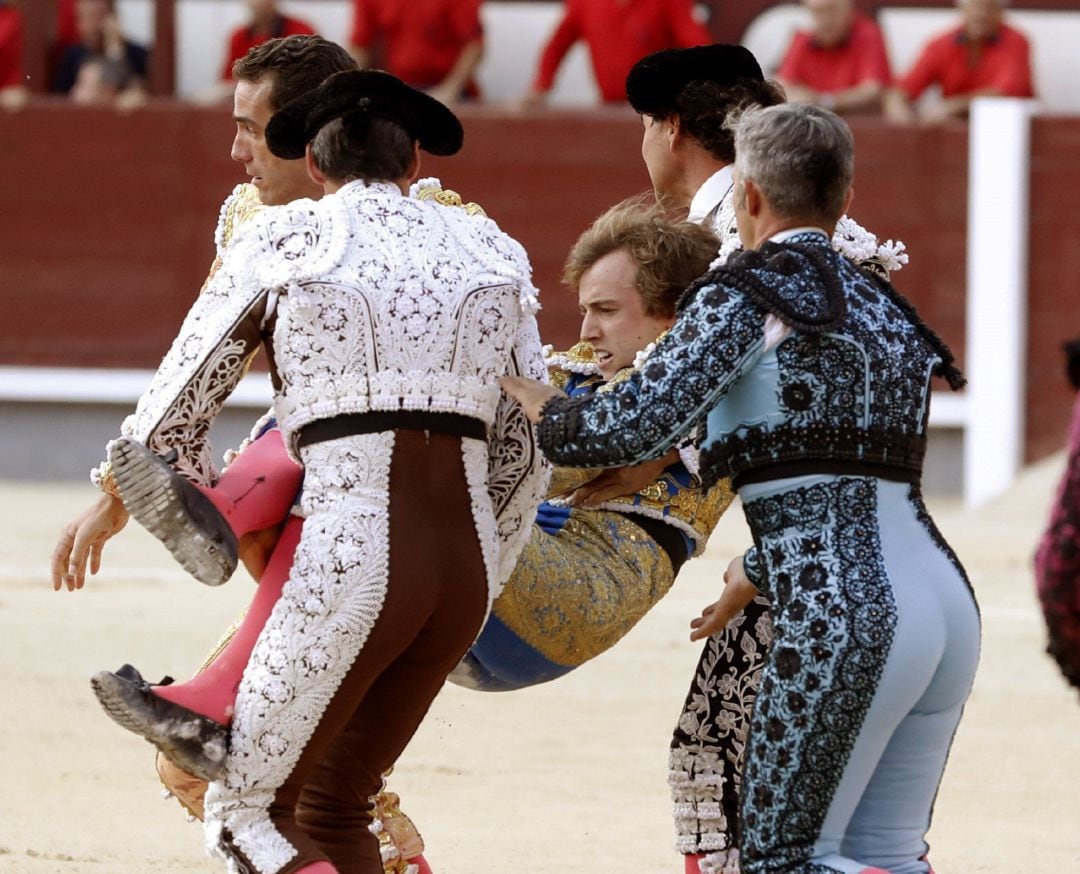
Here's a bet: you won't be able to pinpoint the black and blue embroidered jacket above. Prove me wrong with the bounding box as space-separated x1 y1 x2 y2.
537 232 963 490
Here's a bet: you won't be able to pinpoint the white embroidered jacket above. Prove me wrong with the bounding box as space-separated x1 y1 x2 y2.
105 179 549 587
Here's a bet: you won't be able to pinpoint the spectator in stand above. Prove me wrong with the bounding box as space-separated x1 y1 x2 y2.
776 0 892 114
522 0 711 106
349 0 483 105
51 0 149 109
885 0 1034 124
56 0 80 48
221 0 315 82
0 0 27 111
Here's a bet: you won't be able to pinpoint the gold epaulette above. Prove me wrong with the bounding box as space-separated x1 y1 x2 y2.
413 182 486 217
200 184 266 296
547 341 600 391
219 183 265 250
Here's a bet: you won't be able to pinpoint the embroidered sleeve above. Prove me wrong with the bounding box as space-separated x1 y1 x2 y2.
96 235 271 488
742 545 765 590
91 186 272 493
488 310 551 586
538 279 766 468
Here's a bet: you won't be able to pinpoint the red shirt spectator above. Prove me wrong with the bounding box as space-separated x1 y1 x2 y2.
777 13 891 95
0 1 24 90
899 23 1033 101
350 0 483 96
57 0 80 46
221 5 315 81
532 0 711 103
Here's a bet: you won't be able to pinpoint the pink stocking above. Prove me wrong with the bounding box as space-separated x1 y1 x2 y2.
410 854 434 874
684 855 704 874
196 427 303 538
154 515 303 724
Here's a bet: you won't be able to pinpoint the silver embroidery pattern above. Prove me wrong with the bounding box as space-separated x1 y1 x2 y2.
487 315 550 587
205 431 395 873
461 437 501 611
109 258 267 487
262 183 540 449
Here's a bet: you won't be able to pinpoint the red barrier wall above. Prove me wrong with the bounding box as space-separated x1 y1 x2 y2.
0 101 1074 461
1027 116 1080 461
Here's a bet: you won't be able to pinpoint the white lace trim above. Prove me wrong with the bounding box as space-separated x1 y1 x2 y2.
700 848 741 874
204 811 297 874
588 500 703 557
409 177 443 198
669 747 731 853
544 345 602 376
833 214 908 271
489 317 550 587
214 183 254 255
705 191 908 278
205 432 395 872
678 444 700 479
461 439 501 610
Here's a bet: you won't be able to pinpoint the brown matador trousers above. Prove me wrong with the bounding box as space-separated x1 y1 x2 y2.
206 429 490 874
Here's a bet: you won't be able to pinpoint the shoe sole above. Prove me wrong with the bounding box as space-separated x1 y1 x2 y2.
109 438 235 586
90 671 227 782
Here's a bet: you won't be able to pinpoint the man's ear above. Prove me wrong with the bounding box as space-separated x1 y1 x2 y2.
305 145 328 187
842 185 855 217
667 114 682 151
744 177 764 218
407 141 422 183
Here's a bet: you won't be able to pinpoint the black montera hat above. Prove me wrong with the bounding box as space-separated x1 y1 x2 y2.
626 44 765 117
266 69 464 160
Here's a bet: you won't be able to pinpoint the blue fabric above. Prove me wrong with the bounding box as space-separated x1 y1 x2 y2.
538 234 957 490
457 614 574 691
735 475 978 873
534 501 571 535
534 236 976 872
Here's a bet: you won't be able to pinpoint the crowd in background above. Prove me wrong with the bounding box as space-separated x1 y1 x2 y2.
0 0 1038 120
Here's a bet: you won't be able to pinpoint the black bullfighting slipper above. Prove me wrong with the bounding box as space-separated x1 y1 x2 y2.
90 664 228 781
108 437 237 586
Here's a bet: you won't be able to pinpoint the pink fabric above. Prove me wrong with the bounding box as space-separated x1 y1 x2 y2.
196 428 303 537
1034 394 1080 689
684 854 704 874
154 516 303 723
411 854 434 874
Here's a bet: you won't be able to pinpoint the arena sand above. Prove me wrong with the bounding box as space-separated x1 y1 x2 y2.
1 458 1077 872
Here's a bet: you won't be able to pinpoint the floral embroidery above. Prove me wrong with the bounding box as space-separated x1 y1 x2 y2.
738 478 896 872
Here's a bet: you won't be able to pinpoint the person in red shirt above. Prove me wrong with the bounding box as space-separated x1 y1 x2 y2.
776 0 892 114
187 0 315 105
0 0 27 111
885 0 1034 124
349 0 483 105
221 0 315 82
524 0 712 106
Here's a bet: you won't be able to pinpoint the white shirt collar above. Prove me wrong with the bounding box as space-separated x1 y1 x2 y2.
769 226 830 243
688 166 734 226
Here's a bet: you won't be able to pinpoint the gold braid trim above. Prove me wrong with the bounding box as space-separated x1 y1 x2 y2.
413 182 486 217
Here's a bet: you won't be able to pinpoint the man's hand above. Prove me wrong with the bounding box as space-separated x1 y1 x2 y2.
689 553 759 641
565 451 676 507
499 376 561 423
51 493 129 591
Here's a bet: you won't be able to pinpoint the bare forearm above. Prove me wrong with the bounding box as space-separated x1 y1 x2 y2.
436 39 483 100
